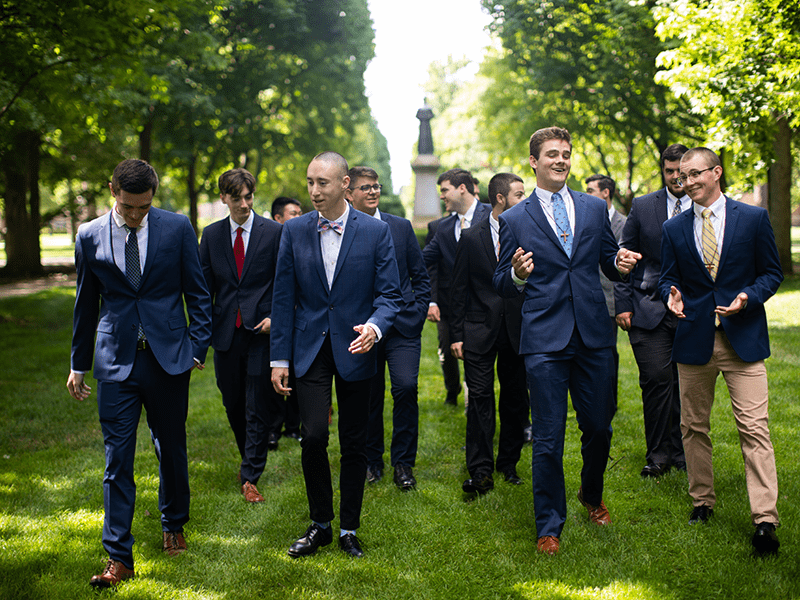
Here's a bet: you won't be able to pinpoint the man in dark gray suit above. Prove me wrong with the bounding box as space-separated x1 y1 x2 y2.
586 175 626 406
615 144 690 478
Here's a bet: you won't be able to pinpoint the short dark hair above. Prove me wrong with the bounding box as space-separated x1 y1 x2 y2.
271 196 301 219
312 151 349 179
488 173 524 208
529 126 571 159
437 168 474 195
111 159 159 195
682 147 721 169
218 168 255 197
661 143 689 167
585 174 616 199
348 166 379 186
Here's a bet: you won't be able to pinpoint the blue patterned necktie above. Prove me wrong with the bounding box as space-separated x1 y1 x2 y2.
122 224 145 340
317 217 343 234
551 192 572 256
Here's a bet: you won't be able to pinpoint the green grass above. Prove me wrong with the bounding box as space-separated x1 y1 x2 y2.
1 280 800 599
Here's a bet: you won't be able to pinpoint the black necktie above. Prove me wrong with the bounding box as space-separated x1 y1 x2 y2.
122 224 144 340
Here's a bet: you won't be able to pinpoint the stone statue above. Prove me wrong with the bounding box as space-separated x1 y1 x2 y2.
416 104 434 155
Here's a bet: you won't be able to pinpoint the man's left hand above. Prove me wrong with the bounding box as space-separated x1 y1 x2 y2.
254 317 271 334
349 324 377 354
716 293 748 317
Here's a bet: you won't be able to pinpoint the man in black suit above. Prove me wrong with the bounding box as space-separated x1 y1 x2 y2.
450 172 529 494
423 168 491 406
615 144 689 478
199 169 282 503
346 166 431 490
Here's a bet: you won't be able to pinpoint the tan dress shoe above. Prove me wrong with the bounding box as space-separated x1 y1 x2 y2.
577 487 612 525
89 558 134 588
162 531 187 556
537 536 560 555
242 481 265 503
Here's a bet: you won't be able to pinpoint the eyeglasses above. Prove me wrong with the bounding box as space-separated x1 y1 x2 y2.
677 167 714 185
354 184 382 192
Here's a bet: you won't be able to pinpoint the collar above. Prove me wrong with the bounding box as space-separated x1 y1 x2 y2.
229 210 254 234
693 193 726 218
112 207 149 231
666 187 689 205
460 199 479 222
535 185 569 205
489 213 500 234
320 202 349 225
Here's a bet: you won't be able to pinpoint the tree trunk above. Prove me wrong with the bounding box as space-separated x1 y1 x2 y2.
187 154 199 235
1 129 43 276
767 113 793 275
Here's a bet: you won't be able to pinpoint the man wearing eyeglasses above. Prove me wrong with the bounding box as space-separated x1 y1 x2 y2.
346 167 431 491
615 144 690 480
658 147 783 555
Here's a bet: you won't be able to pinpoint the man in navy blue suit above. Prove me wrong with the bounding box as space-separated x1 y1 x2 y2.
493 127 640 555
67 159 211 587
423 168 491 407
346 166 430 490
615 144 689 478
271 152 402 558
659 147 783 555
199 168 282 503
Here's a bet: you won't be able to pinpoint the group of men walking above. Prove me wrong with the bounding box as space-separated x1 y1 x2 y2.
67 125 784 588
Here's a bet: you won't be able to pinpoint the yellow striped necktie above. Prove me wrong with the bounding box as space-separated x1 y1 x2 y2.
701 209 718 279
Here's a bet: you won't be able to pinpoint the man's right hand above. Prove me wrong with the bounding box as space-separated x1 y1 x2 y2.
426 305 440 322
271 367 292 396
67 371 92 401
511 247 534 281
667 286 685 318
450 341 464 360
616 312 633 331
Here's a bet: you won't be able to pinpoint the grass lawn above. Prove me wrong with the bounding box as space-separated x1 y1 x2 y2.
1 278 799 599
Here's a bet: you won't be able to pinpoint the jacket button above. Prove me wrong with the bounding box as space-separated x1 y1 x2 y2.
322 331 327 336
330 305 334 310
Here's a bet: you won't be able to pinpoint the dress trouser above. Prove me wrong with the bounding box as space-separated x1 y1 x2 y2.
436 315 461 400
678 330 779 524
295 337 371 530
97 346 191 569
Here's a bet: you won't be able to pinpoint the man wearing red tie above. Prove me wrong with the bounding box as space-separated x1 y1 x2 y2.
199 169 282 503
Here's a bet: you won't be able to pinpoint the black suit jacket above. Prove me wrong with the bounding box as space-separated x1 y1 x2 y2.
450 218 523 354
423 202 491 316
199 213 282 352
614 189 672 330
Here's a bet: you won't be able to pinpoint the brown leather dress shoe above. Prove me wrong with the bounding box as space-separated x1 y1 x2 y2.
577 487 612 525
242 481 265 503
537 536 560 555
162 531 187 556
89 558 134 588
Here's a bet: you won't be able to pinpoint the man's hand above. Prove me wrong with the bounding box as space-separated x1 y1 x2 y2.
450 341 464 360
67 372 91 401
616 248 642 275
616 311 633 331
349 324 377 354
716 292 748 318
254 317 271 334
426 305 440 323
272 367 291 396
667 286 685 318
511 247 534 281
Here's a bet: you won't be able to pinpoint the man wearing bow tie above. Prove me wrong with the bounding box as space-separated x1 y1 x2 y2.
271 152 402 559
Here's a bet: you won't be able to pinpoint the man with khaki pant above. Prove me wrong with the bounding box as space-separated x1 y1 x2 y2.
658 147 784 555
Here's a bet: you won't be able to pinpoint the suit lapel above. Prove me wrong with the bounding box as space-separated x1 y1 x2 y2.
308 212 329 292
716 197 737 275
571 190 586 253
98 212 128 286
140 209 160 287
680 209 709 278
478 218 496 265
240 216 262 281
525 193 563 252
331 208 358 288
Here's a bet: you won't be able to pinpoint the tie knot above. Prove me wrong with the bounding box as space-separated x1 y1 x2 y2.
236 226 243 235
318 217 343 234
552 192 562 203
123 224 136 235
702 208 713 219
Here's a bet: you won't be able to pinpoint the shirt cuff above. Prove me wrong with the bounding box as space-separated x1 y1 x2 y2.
511 271 527 287
366 321 383 342
428 301 438 308
270 360 290 369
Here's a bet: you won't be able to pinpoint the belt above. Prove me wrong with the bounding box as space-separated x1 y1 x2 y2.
136 339 148 351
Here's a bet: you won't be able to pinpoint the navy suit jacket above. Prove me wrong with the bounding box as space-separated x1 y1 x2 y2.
493 189 622 354
380 212 431 338
270 208 402 380
71 207 212 381
658 197 783 365
614 189 673 329
199 214 282 352
422 202 491 315
450 217 523 354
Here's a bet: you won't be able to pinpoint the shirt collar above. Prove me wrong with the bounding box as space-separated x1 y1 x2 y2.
370 207 382 220
112 207 149 231
461 199 479 222
535 185 569 205
693 193 726 218
229 210 255 234
489 213 500 234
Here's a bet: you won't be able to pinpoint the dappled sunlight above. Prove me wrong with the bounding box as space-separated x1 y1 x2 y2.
766 290 800 327
515 580 672 600
0 509 102 557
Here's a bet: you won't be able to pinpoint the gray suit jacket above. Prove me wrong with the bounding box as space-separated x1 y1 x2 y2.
600 209 626 317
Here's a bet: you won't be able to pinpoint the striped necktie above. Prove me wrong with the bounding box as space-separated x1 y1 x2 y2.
701 209 718 279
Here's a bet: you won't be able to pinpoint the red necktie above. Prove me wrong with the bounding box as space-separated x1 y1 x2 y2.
234 227 244 327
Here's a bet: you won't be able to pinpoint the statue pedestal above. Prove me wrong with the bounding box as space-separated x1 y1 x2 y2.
411 153 442 228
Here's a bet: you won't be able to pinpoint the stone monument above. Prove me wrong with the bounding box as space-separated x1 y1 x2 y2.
411 102 442 226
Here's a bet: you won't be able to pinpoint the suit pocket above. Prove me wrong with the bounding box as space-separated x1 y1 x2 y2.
466 311 485 323
169 316 187 330
295 318 307 332
522 297 549 312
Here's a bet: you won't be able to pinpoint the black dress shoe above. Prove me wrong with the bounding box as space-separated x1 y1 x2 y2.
462 473 494 494
501 470 523 485
444 394 458 406
338 533 364 557
689 504 713 525
267 432 279 451
288 524 333 558
672 460 687 472
283 431 302 441
366 466 382 484
752 522 779 555
640 463 671 478
393 464 416 491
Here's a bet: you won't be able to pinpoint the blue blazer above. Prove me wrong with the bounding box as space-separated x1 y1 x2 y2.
270 208 402 380
614 189 671 329
71 207 212 381
380 212 431 338
492 189 622 354
658 197 783 365
199 214 283 352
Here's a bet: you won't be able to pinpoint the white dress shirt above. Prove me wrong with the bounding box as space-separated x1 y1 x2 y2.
228 210 255 252
112 208 148 276
666 187 692 220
